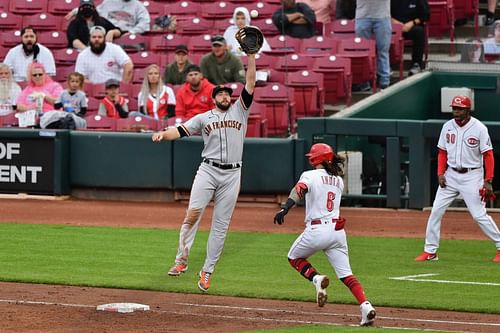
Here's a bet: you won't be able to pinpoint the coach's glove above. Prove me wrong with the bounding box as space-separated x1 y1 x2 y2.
235 26 264 55
480 182 496 203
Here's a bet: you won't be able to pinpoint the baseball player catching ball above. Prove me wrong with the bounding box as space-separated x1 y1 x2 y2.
274 143 376 326
415 95 500 262
151 48 256 292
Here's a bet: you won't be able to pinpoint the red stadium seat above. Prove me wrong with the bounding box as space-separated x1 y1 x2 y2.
47 0 79 16
86 97 100 113
428 0 455 41
300 35 339 58
201 2 236 20
267 69 286 84
132 67 146 84
227 82 244 102
22 13 62 31
286 70 324 118
264 35 302 55
390 23 405 81
116 115 160 132
313 55 352 106
212 18 234 35
330 19 356 39
128 51 162 68
176 17 214 36
142 0 166 17
164 1 201 21
54 66 75 83
187 34 213 56
454 0 479 37
0 45 7 60
337 37 376 93
0 30 21 48
115 33 149 53
83 115 117 131
273 54 315 72
53 48 79 66
253 83 295 137
252 18 280 37
247 2 280 19
240 53 279 71
9 0 48 14
38 31 68 49
0 112 19 127
0 12 23 30
157 34 189 52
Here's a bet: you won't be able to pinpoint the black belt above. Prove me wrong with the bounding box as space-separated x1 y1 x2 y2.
451 167 479 174
203 159 241 170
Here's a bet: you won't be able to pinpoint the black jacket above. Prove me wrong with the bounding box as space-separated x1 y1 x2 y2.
67 16 118 48
391 0 430 23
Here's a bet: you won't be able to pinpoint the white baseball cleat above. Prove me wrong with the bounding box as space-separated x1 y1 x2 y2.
313 275 329 307
360 301 376 326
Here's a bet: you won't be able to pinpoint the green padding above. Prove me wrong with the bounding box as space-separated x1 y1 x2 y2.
172 137 296 193
70 131 173 188
325 118 398 136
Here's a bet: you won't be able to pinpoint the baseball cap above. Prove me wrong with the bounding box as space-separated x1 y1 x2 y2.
494 20 500 29
212 84 233 98
89 25 106 36
175 44 188 54
105 78 120 88
211 35 226 46
80 0 94 7
186 64 201 74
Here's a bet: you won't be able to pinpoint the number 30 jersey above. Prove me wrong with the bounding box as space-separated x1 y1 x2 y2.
298 169 344 223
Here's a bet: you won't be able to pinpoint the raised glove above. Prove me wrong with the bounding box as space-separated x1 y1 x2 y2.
235 26 264 55
274 208 288 225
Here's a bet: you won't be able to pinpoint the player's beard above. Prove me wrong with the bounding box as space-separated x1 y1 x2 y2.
90 41 106 55
216 101 230 111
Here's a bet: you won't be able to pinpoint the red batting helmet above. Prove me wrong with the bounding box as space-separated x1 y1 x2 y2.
306 143 334 167
450 95 471 109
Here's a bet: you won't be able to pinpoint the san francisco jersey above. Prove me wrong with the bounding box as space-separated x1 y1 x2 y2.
181 97 250 164
298 169 344 223
437 117 493 169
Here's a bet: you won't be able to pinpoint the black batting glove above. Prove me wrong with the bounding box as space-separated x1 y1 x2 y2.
274 207 288 225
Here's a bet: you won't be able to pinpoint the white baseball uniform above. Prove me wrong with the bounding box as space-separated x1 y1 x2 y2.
288 169 354 279
172 93 251 274
424 117 500 254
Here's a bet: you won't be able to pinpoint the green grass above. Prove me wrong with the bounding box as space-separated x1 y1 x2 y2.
0 223 499 315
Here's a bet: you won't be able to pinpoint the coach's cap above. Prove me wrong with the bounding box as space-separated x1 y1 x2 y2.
211 35 226 46
105 78 121 88
80 0 94 6
212 84 233 98
186 64 201 74
174 44 188 54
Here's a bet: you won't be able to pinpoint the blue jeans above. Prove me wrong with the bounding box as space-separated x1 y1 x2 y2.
355 17 392 86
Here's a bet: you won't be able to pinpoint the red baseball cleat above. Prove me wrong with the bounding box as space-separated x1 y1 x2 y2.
494 250 500 263
198 271 211 292
167 263 188 276
415 252 438 261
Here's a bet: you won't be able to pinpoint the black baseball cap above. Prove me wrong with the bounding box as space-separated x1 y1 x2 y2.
212 85 233 98
80 0 94 7
105 78 120 88
175 44 188 54
211 35 226 46
186 64 201 74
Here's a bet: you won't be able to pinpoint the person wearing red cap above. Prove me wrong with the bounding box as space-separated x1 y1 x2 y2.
415 95 500 263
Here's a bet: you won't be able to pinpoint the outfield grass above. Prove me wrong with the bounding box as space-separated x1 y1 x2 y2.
0 223 498 315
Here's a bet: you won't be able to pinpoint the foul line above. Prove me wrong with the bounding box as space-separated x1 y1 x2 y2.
389 273 500 286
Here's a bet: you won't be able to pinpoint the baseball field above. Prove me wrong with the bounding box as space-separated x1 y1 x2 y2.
1 198 499 332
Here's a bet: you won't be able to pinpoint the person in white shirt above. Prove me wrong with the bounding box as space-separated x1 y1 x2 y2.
3 26 56 82
75 26 134 84
0 63 21 116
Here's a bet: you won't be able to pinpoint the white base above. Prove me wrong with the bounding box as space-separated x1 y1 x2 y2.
96 303 150 313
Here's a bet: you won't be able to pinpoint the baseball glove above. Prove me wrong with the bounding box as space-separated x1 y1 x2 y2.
480 186 496 203
235 26 264 55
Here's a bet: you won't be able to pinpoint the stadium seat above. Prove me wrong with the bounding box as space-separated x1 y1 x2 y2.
201 2 236 20
247 2 280 19
132 67 146 84
428 0 455 42
0 12 23 30
53 48 79 66
267 69 286 84
246 114 267 137
227 82 244 102
83 115 116 131
300 35 339 57
164 1 201 21
454 0 478 36
187 34 213 56
116 115 159 132
313 55 352 106
86 97 100 113
337 37 377 93
264 35 302 55
286 70 324 118
38 31 68 49
9 0 48 14
22 13 62 31
115 34 149 53
213 18 234 35
330 19 356 39
273 53 315 72
252 18 280 37
0 112 18 128
54 66 76 83
390 23 405 81
47 0 79 16
176 17 214 36
0 45 7 61
128 97 138 112
128 51 162 68
240 53 278 71
142 0 166 17
253 83 295 137
155 34 189 57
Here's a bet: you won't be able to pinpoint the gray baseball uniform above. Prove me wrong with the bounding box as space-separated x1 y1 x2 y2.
173 93 252 274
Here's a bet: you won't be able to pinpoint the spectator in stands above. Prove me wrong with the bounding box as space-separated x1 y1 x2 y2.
355 0 392 89
138 64 176 120
336 0 355 19
484 20 500 62
460 38 485 63
200 36 246 85
272 0 317 38
391 0 430 76
66 0 150 35
67 0 122 50
16 63 63 113
75 26 134 84
41 72 87 129
486 0 498 26
163 45 193 85
3 26 56 82
297 0 336 24
175 65 214 120
0 63 21 116
224 7 271 56
98 78 129 118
